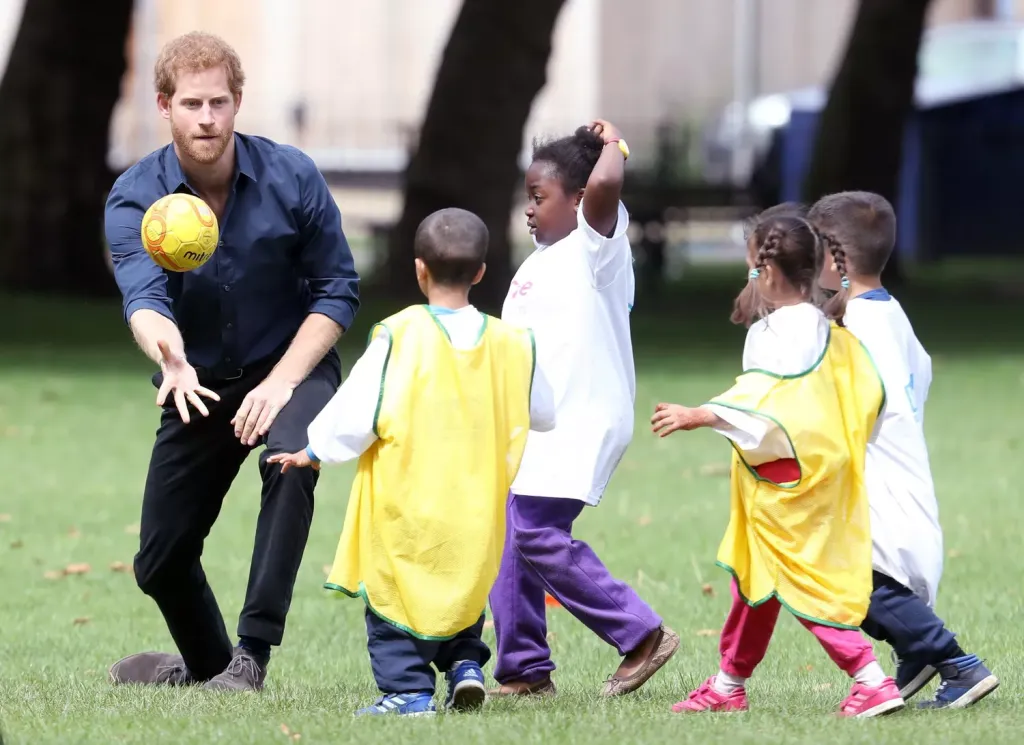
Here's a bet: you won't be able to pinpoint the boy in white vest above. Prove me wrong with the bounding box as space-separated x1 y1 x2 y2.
809 191 998 709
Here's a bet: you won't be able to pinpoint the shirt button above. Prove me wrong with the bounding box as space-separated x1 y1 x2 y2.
225 356 233 363
226 322 234 330
222 284 231 292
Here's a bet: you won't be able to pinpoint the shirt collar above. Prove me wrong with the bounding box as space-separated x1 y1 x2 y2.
855 287 892 302
234 133 257 182
164 132 257 193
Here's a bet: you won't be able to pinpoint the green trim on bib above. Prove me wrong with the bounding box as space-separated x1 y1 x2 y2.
742 325 831 379
323 581 484 642
714 561 861 631
368 323 393 439
702 401 802 488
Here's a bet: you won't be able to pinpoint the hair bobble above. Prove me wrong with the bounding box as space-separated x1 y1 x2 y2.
841 276 850 289
749 268 760 280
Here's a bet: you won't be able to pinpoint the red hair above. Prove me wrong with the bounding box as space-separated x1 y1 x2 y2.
154 31 245 99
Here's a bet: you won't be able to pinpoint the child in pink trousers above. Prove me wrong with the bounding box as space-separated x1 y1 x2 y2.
652 210 904 718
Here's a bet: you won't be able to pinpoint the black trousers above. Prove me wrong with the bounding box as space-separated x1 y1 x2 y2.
861 571 961 666
365 609 490 695
132 349 340 681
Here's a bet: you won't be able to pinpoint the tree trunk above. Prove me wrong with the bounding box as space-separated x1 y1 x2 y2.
384 0 568 313
0 0 134 297
801 0 932 286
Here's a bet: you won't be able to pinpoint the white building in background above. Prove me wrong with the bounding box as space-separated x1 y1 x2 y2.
0 0 1009 170
0 0 1015 252
107 0 601 171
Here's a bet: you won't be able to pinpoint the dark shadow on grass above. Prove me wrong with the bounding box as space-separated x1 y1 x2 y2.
0 261 1020 377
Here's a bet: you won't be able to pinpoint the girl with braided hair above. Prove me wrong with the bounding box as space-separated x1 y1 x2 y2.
651 212 904 717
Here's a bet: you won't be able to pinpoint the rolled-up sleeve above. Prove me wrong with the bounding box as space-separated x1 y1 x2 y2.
297 156 360 331
105 180 175 325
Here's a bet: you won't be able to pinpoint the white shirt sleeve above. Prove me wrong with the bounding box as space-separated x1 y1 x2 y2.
528 358 556 432
576 199 632 288
700 403 794 463
702 404 771 451
305 332 389 464
700 311 826 462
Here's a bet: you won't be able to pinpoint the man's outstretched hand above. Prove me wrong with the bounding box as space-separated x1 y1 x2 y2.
155 340 221 424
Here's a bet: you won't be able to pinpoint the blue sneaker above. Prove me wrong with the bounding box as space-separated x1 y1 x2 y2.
354 692 436 717
443 661 486 712
916 654 999 709
893 651 938 700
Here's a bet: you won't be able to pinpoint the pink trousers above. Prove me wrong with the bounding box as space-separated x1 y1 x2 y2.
719 579 876 678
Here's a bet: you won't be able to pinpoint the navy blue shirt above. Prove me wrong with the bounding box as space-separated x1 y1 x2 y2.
858 287 892 301
105 133 360 376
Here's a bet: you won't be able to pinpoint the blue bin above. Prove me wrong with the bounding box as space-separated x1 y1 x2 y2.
779 83 1024 261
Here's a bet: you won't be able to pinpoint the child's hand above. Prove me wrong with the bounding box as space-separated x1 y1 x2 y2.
651 403 710 437
266 449 320 474
589 119 623 144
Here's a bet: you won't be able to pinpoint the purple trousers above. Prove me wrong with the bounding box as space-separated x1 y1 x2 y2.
488 493 662 684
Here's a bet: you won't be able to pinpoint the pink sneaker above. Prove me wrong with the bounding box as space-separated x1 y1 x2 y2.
838 677 905 718
671 677 749 713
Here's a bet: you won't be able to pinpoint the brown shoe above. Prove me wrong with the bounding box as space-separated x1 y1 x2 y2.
488 677 557 697
202 647 267 692
108 652 197 686
601 625 680 697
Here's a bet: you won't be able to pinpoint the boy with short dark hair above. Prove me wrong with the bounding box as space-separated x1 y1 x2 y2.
271 207 556 716
809 191 998 710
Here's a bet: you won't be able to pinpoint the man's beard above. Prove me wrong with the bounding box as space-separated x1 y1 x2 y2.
172 121 231 165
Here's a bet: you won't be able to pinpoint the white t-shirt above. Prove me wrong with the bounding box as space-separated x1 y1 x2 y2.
844 292 943 606
306 305 556 464
501 200 636 505
704 303 829 462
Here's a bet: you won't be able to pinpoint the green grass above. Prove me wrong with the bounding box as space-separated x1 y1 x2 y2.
1 267 1022 744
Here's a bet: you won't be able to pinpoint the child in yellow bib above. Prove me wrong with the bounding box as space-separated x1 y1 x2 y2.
651 211 905 718
270 208 555 717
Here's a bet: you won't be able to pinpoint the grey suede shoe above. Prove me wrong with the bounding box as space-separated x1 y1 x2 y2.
202 647 267 692
108 652 197 686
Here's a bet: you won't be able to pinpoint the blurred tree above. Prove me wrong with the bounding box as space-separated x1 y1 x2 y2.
384 0 567 312
0 0 133 297
802 0 933 286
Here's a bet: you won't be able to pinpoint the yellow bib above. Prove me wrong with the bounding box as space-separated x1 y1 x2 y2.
325 305 535 640
712 324 884 628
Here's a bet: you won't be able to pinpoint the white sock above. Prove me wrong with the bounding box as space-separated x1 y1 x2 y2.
852 661 887 688
712 670 747 694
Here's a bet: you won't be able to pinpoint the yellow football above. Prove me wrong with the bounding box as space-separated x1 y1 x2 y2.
140 193 219 272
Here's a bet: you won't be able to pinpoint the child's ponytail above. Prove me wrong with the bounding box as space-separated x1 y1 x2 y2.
820 231 849 326
730 228 783 327
729 280 759 327
572 125 605 175
531 126 606 194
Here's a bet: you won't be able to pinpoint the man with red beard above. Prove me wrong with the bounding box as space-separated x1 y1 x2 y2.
104 31 360 692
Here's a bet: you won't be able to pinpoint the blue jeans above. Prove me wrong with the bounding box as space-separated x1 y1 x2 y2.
365 608 490 695
861 571 962 665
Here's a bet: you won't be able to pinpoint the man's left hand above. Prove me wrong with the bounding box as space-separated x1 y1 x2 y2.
232 378 295 446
